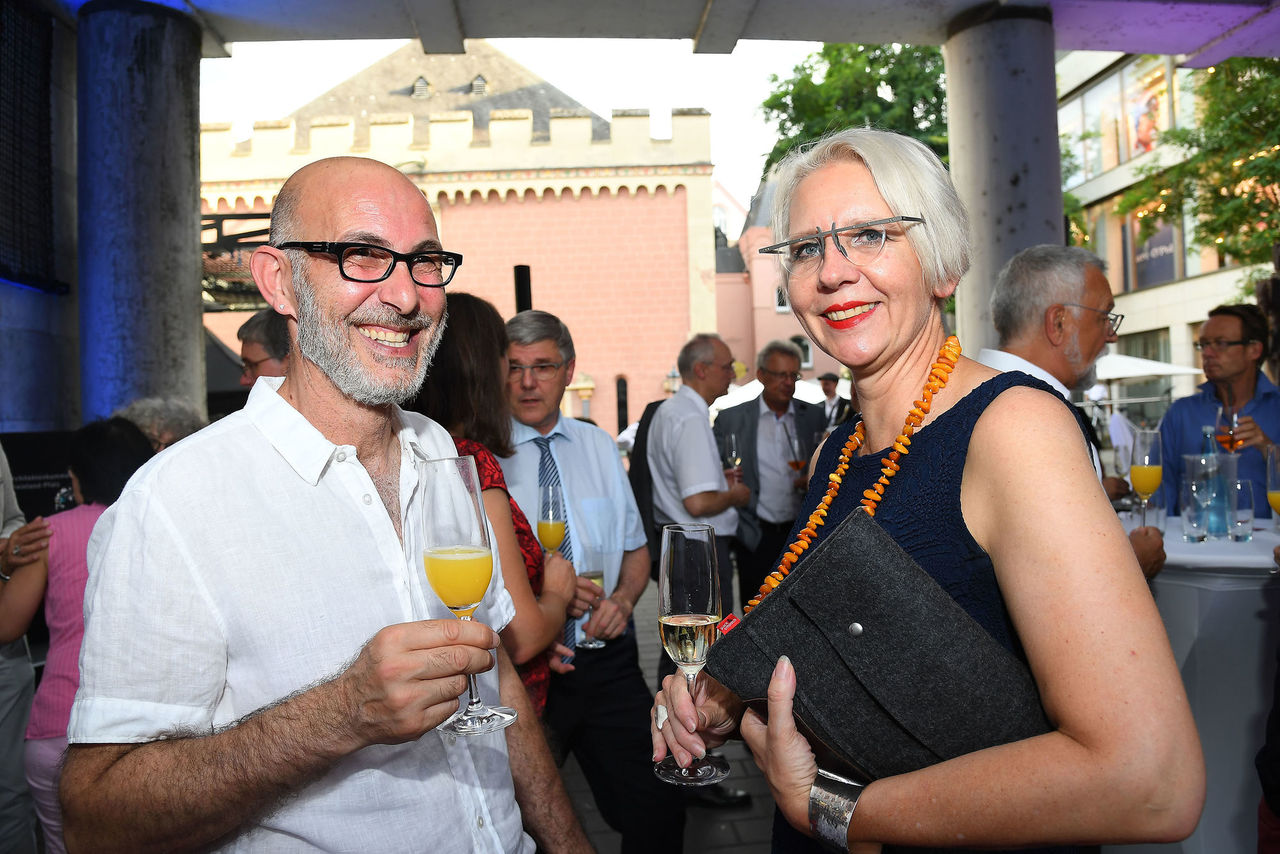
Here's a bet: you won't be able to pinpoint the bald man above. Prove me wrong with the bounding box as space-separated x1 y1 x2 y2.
60 158 588 852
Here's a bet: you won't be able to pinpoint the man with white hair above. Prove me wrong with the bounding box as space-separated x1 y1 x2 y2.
978 243 1164 578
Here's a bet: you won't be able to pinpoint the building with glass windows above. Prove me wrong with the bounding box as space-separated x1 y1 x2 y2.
1056 51 1271 420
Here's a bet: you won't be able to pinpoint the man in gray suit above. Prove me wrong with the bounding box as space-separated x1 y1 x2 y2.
713 340 828 612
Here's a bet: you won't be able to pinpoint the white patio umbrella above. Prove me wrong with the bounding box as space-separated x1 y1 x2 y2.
1094 353 1201 381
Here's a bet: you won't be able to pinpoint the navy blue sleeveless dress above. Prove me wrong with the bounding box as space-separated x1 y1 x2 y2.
769 371 1091 854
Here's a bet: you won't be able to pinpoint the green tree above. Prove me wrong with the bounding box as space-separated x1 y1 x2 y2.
1116 57 1280 270
760 43 946 173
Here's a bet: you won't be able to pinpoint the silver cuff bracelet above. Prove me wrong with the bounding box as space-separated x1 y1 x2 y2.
808 768 864 852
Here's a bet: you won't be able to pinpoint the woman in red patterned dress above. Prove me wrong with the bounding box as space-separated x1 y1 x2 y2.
410 293 575 714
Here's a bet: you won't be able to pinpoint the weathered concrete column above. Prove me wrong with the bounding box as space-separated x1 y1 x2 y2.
944 5 1062 354
78 0 203 419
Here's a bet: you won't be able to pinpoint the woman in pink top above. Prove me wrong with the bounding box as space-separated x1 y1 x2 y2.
0 417 152 853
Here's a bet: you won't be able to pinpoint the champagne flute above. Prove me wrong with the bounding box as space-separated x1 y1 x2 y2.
1267 445 1280 532
724 432 742 478
420 455 516 736
784 425 806 474
537 483 567 553
1129 430 1163 528
575 528 607 650
654 523 730 786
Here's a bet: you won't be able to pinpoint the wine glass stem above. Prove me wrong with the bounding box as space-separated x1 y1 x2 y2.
1141 496 1148 528
458 615 484 717
680 669 699 777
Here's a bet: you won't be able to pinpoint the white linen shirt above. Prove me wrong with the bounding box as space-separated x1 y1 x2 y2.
499 416 647 645
976 348 1104 479
69 377 532 853
646 385 738 535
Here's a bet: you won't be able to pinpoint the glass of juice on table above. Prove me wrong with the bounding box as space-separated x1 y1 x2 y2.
1268 446 1280 531
1130 430 1163 529
421 454 516 736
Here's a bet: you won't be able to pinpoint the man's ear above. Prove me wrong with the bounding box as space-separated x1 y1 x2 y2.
1044 304 1069 347
251 246 296 320
564 358 576 386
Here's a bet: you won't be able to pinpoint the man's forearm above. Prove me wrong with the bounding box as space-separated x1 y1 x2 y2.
62 678 358 853
500 649 591 852
612 547 650 612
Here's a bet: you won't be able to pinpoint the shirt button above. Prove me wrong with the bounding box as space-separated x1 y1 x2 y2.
477 816 485 829
362 494 372 505
336 451 347 462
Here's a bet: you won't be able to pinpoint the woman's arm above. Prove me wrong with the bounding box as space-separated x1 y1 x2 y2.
0 550 48 643
744 388 1205 849
482 488 570 665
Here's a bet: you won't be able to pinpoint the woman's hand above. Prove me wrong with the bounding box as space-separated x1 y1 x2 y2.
740 656 817 835
0 517 51 577
650 670 742 767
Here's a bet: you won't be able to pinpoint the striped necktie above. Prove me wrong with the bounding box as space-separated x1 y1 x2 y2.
535 436 577 654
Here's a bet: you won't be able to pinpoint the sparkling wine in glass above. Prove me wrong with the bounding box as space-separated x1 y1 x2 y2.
420 455 516 736
1129 430 1163 528
724 432 742 476
654 523 730 786
537 483 567 553
575 531 607 650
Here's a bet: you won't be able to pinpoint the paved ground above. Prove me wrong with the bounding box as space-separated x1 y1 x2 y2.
557 579 778 853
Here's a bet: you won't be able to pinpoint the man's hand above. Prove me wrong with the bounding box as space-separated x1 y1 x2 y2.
1128 526 1166 579
727 480 751 508
546 641 575 674
335 619 500 747
582 586 630 641
1235 415 1273 452
1102 476 1130 502
0 517 51 576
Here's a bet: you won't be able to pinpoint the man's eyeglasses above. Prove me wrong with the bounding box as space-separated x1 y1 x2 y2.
276 241 462 287
760 368 802 383
508 361 565 382
758 216 925 276
240 355 274 376
1194 338 1251 352
1063 302 1124 336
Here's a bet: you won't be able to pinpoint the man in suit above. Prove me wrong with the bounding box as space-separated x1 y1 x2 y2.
713 340 828 612
818 371 852 430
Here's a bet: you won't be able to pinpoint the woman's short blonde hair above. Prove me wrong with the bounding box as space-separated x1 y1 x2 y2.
770 128 971 293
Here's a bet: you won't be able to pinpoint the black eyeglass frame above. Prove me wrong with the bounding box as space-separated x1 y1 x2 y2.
1062 302 1124 336
277 241 463 288
757 216 926 270
759 367 803 383
507 361 566 382
1193 338 1252 352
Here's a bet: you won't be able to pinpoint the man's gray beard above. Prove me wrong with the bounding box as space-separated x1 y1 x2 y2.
1065 330 1100 392
292 261 444 406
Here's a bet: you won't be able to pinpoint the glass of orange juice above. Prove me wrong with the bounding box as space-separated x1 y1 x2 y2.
421 454 516 736
537 483 567 553
1267 446 1280 531
1130 430 1163 529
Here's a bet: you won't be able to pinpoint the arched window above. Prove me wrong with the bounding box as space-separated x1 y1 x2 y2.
615 377 629 434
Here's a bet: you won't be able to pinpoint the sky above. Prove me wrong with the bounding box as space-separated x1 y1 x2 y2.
199 37 821 214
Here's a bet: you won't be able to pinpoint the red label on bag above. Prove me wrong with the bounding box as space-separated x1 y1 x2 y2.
717 613 740 635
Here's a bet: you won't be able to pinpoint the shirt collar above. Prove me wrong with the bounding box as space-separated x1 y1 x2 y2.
675 384 710 415
510 414 570 447
977 348 1072 402
756 394 794 419
244 377 426 485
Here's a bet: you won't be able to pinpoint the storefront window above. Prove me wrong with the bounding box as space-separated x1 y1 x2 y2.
1088 203 1130 292
1130 212 1180 289
1174 67 1198 131
1122 56 1170 157
1059 101 1086 190
1082 73 1125 179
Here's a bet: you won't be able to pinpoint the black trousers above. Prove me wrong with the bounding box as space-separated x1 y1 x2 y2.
734 518 795 612
545 626 685 852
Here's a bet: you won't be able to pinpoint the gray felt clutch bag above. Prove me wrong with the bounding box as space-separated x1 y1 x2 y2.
704 507 1051 783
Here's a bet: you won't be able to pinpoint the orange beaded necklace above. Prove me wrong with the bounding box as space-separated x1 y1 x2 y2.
743 335 962 614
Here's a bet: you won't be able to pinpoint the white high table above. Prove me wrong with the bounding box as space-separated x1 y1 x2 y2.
1104 525 1280 854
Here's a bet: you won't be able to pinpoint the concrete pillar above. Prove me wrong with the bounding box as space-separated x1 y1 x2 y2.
78 0 203 420
944 5 1062 355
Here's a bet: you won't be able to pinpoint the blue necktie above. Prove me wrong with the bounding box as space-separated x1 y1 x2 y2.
535 436 577 655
